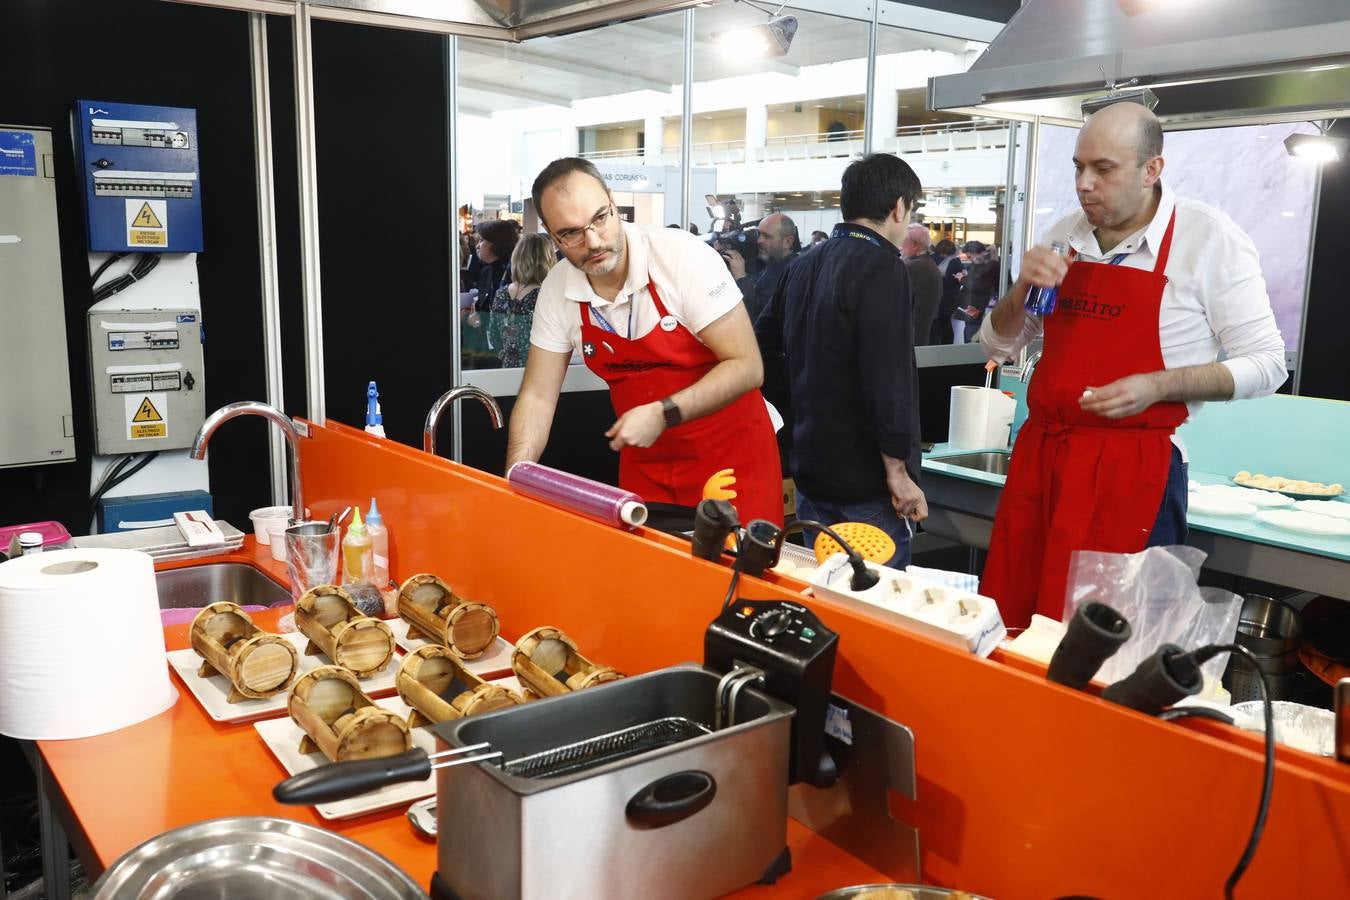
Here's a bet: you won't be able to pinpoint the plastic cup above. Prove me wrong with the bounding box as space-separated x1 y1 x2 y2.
284 522 340 602
266 520 289 562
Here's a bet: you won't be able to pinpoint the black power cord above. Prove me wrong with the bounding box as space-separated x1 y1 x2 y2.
1186 643 1275 900
718 518 878 611
92 252 160 303
88 451 159 519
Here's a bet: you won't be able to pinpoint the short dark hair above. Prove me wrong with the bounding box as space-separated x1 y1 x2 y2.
1137 115 1163 165
477 219 519 258
531 157 608 228
840 153 922 223
935 239 957 255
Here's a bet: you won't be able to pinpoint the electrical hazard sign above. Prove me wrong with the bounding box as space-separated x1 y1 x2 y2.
125 199 168 247
126 392 168 440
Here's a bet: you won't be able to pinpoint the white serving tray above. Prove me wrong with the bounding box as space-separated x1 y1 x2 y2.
167 630 400 725
809 554 1006 657
386 617 515 676
254 696 437 820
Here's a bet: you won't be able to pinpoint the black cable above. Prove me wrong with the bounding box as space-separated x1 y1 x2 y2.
720 531 744 610
89 252 127 289
92 252 160 303
89 451 159 518
1191 643 1275 900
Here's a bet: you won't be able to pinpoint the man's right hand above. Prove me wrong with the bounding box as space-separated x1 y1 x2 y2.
887 469 928 522
1017 244 1071 293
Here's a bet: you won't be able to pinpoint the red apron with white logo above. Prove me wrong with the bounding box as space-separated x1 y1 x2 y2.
579 281 783 525
980 212 1187 627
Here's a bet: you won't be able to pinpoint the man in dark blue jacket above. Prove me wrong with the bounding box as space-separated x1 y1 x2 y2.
755 154 927 566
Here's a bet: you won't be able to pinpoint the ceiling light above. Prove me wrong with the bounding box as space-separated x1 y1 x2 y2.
1281 211 1296 217
1284 132 1347 162
713 14 798 58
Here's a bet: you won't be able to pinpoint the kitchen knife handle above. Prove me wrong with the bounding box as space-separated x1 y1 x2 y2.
625 770 717 828
273 748 431 804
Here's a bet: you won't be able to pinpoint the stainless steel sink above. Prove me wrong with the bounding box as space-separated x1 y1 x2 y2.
933 450 1012 477
154 563 290 609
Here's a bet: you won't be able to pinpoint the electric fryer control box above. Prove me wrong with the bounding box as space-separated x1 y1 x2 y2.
705 598 838 786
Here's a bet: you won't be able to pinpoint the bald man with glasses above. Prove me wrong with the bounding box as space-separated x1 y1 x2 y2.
506 157 784 525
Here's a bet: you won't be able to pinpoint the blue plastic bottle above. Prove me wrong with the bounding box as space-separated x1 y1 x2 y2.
1026 241 1069 315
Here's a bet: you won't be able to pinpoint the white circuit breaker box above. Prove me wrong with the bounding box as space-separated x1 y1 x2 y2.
0 124 76 469
87 308 205 455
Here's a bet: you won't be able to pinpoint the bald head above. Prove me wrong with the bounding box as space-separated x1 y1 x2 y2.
1082 101 1163 166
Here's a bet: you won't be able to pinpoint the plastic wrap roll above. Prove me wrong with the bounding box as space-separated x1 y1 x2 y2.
507 462 648 529
0 548 177 739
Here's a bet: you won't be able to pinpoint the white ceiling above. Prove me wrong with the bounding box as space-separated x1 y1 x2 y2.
457 1 970 113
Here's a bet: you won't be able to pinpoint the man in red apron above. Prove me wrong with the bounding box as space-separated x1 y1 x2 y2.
978 102 1288 627
505 157 782 524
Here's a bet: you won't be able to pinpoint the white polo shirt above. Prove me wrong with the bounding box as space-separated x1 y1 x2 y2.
979 179 1288 419
530 221 742 354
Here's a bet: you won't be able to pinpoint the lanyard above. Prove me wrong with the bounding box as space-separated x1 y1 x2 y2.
831 223 884 249
591 304 634 340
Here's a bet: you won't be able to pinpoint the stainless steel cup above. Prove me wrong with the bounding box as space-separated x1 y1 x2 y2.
284 522 339 601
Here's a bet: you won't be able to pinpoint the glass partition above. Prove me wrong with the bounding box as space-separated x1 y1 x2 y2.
456 12 689 373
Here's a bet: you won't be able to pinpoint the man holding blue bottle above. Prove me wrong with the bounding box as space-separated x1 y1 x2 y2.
977 100 1287 628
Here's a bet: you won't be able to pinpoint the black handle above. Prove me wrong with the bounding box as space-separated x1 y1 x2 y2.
273 748 431 804
625 770 717 828
1048 601 1133 690
1101 643 1203 716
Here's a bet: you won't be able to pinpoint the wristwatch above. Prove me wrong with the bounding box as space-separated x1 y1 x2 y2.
661 396 683 428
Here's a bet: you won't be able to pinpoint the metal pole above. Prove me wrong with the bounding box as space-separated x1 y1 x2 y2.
293 1 326 425
679 7 693 229
249 12 288 506
1020 115 1041 260
998 121 1019 296
1292 163 1322 396
862 0 880 156
446 35 464 460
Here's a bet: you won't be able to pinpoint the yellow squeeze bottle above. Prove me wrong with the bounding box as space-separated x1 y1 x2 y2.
341 505 373 585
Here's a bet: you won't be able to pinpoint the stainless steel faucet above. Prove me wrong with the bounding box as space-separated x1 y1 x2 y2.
191 401 306 525
423 386 504 455
1019 350 1044 384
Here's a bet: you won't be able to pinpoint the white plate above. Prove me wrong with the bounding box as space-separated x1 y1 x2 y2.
1255 508 1350 537
1293 499 1350 521
167 630 401 725
1193 483 1294 509
254 697 437 820
386 617 515 676
1186 492 1256 517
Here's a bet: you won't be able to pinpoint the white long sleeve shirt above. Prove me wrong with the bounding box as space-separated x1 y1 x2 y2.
979 180 1288 424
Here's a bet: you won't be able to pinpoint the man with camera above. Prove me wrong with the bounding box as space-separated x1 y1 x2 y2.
721 213 802 323
506 157 784 524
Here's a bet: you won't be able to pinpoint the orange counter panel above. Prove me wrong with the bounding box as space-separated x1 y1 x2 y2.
37 420 1350 898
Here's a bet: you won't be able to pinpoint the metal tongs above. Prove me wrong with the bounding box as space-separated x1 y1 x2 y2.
273 742 501 805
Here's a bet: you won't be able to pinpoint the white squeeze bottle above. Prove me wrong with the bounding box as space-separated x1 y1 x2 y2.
341 505 374 585
366 497 390 587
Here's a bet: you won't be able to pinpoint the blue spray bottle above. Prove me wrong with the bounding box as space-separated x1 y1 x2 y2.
365 381 386 438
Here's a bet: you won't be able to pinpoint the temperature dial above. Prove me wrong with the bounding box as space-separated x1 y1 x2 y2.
756 609 794 639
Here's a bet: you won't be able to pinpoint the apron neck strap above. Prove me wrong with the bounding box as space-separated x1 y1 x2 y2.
1152 209 1178 273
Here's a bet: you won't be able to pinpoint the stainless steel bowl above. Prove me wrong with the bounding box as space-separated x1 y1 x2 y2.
91 816 426 899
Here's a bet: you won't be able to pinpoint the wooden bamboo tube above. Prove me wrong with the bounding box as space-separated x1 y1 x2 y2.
397 573 499 660
189 601 300 703
395 645 525 728
510 626 623 699
288 665 411 762
295 584 396 678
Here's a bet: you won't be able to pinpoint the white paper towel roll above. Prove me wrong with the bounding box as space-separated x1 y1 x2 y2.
949 385 991 449
0 548 177 739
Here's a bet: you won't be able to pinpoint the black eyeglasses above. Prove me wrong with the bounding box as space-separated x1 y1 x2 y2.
553 205 614 248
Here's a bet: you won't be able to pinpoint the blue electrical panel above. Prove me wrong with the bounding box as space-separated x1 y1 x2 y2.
73 99 203 252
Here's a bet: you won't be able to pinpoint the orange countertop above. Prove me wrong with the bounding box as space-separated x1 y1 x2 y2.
35 540 891 897
36 420 1350 899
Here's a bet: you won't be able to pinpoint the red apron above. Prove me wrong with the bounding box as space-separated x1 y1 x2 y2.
578 280 783 525
980 212 1188 627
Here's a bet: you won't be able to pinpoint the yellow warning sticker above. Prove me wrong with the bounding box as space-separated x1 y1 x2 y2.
125 199 168 247
125 392 168 440
131 202 163 229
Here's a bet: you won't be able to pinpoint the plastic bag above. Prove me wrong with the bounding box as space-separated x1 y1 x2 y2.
1066 546 1242 685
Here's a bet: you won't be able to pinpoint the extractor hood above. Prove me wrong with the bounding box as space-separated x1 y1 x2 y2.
929 0 1350 129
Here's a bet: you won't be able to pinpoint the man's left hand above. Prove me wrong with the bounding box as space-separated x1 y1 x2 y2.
606 402 666 451
1079 373 1161 419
